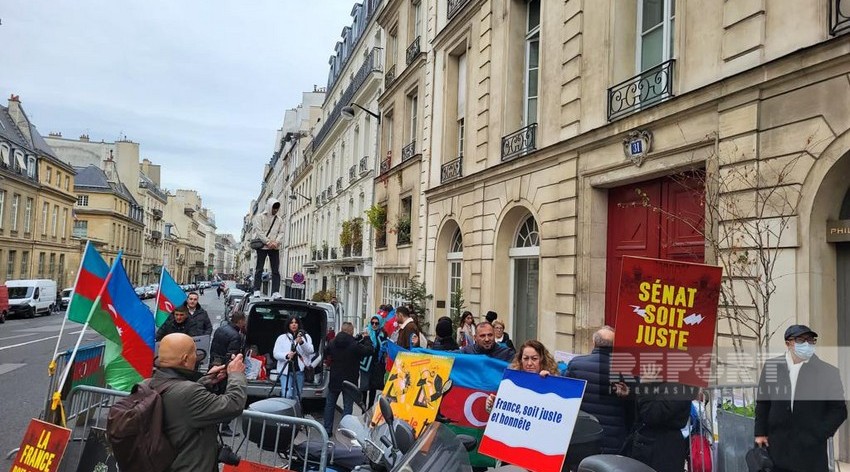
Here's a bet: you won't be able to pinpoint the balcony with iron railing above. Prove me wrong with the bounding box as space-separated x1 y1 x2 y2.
380 155 392 174
359 156 369 175
447 0 472 22
327 185 333 198
402 141 417 162
829 0 850 35
406 36 422 65
607 59 675 121
349 165 357 183
151 230 162 240
330 248 338 260
152 208 163 220
313 48 384 151
385 64 397 89
441 156 463 184
501 123 538 162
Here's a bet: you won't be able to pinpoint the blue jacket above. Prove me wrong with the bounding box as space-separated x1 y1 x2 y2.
566 347 633 453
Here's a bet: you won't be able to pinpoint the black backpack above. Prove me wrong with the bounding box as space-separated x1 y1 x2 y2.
106 379 178 472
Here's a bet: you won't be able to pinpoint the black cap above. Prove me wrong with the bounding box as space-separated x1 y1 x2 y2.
784 324 818 340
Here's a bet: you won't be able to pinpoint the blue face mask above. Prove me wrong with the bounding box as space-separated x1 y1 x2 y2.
793 342 815 361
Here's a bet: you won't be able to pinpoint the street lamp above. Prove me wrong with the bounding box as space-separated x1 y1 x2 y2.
341 103 381 123
289 192 312 203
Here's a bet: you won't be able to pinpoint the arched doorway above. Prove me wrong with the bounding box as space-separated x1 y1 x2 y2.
510 215 540 345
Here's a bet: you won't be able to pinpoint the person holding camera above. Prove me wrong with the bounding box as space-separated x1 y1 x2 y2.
273 315 314 400
151 333 247 472
323 322 373 436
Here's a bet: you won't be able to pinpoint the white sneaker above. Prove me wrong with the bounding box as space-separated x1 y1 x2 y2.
271 292 282 299
253 290 262 297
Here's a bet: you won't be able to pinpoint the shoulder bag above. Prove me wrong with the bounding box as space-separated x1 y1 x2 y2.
249 215 277 250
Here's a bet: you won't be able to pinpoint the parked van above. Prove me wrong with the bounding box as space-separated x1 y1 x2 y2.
60 288 74 310
0 284 9 323
7 279 58 319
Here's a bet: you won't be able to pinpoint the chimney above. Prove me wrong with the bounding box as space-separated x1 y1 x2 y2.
7 95 33 145
48 132 62 137
79 134 90 142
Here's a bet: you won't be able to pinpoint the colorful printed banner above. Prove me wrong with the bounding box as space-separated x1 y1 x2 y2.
11 419 72 472
479 370 586 472
612 256 722 387
380 351 454 436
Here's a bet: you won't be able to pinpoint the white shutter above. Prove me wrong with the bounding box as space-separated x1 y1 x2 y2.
0 144 9 165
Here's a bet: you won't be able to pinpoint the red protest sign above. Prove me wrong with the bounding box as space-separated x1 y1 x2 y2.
612 256 722 387
10 418 72 472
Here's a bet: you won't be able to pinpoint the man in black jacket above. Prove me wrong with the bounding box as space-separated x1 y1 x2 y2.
459 322 514 362
755 325 847 472
186 292 213 335
210 312 246 367
323 322 373 435
566 326 634 453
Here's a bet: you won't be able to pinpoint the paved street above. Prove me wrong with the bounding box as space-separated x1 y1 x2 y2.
0 288 226 461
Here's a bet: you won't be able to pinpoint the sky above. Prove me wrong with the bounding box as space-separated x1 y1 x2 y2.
0 0 356 236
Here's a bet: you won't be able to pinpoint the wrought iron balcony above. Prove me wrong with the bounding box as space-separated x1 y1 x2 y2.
406 36 421 65
152 208 163 220
385 64 397 89
359 156 369 175
441 156 463 184
336 177 343 193
607 59 675 121
830 0 850 35
380 155 392 174
349 165 357 183
151 230 162 240
402 141 417 162
327 185 333 197
316 194 322 205
448 0 472 21
501 123 537 162
330 248 338 260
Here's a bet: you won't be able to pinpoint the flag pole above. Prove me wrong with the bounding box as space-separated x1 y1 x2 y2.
54 251 123 403
48 241 91 376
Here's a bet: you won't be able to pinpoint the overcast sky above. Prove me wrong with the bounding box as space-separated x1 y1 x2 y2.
0 1 356 236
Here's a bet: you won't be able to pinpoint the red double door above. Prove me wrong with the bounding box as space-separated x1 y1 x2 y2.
604 174 706 325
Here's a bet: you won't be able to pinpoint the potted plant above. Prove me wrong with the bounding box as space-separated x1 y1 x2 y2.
395 215 412 245
322 240 329 259
340 220 353 248
364 204 387 230
352 217 363 255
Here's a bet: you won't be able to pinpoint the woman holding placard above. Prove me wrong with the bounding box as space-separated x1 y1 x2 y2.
485 339 558 412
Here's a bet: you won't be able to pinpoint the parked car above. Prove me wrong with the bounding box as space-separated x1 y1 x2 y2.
60 288 73 310
134 287 146 299
0 284 8 323
6 279 58 319
144 284 158 299
234 295 339 400
224 289 246 314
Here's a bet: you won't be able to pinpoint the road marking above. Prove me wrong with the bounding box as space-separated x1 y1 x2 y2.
0 333 41 341
0 363 26 375
0 329 84 351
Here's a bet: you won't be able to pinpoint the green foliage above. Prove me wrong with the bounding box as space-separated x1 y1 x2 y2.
450 287 466 333
340 220 353 247
364 204 387 230
391 276 433 331
720 401 755 418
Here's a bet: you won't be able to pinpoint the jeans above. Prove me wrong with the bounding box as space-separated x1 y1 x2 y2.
323 388 354 434
280 371 303 400
254 249 280 294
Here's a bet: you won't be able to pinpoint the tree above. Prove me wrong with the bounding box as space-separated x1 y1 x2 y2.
391 276 433 332
450 287 467 334
619 133 819 371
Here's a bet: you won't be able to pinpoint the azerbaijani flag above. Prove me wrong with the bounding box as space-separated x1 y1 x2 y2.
479 370 586 472
155 267 186 328
386 342 505 468
100 255 156 390
381 308 397 336
66 243 119 346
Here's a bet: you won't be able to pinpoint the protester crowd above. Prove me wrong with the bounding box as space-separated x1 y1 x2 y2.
141 291 846 472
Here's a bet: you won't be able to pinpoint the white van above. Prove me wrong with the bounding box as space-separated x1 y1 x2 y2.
7 279 58 319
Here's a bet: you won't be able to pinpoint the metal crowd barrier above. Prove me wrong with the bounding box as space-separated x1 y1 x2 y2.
58 384 329 472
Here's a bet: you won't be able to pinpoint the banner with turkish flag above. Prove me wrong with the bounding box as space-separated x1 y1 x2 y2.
612 256 722 387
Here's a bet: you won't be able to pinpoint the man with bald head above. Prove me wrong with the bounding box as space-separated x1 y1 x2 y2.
566 326 634 454
152 333 247 471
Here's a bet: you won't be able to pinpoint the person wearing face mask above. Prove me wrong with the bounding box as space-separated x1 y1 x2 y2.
754 324 847 472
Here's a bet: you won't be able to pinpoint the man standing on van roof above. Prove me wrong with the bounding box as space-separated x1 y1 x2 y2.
252 198 285 297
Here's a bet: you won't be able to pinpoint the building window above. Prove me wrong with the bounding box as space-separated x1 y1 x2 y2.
55 171 61 187
0 144 9 166
58 254 65 283
24 197 33 234
46 167 52 184
61 208 68 239
515 216 540 249
637 0 675 72
20 251 29 278
49 253 56 279
381 274 409 308
10 194 20 231
524 0 541 126
65 175 70 190
51 205 59 237
397 196 412 245
14 150 25 173
77 195 89 206
389 31 398 67
6 250 16 280
0 190 5 229
26 156 36 179
447 229 464 315
37 252 45 279
73 220 88 238
41 202 49 235
408 93 419 145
